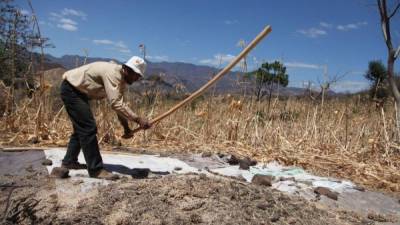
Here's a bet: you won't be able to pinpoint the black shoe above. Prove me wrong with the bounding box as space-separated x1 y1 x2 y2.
61 162 87 170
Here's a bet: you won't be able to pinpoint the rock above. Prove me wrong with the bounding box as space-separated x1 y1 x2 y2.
41 159 53 166
239 160 250 170
50 167 69 179
256 202 271 210
227 154 240 165
245 157 257 166
27 135 40 144
353 186 365 192
131 168 150 179
287 218 297 224
279 177 295 182
252 174 274 186
217 152 225 158
270 214 280 222
201 152 212 157
238 157 257 170
314 187 338 200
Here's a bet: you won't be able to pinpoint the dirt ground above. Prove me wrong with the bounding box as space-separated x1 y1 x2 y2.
1 169 371 225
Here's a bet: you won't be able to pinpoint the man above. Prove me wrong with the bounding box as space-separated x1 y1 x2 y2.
60 56 151 180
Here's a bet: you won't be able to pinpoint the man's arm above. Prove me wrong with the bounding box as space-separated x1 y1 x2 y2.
102 72 151 135
118 114 136 139
118 114 131 133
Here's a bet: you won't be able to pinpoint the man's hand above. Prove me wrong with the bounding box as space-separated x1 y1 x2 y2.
118 114 134 139
121 128 134 139
136 117 152 130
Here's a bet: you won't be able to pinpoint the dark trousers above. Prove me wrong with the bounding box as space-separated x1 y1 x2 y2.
60 80 103 175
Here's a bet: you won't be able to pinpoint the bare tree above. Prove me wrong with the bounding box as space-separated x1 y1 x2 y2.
377 0 400 137
306 70 347 106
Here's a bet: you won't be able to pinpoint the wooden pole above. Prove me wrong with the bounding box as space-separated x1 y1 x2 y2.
132 25 272 135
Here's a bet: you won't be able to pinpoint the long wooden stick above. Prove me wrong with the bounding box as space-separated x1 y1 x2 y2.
132 25 272 134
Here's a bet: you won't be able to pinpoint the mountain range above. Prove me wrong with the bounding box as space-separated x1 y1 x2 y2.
43 54 327 96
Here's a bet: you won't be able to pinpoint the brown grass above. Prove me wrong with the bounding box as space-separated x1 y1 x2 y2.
1 90 399 194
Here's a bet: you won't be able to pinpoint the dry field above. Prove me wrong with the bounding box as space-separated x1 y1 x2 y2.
1 88 399 194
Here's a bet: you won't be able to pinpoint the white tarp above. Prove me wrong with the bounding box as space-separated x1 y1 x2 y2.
44 148 355 194
42 148 399 217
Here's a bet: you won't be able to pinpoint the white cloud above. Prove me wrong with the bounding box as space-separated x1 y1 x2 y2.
93 39 131 55
61 8 87 20
297 28 327 38
319 22 332 28
49 12 61 19
147 55 169 61
199 54 235 66
284 62 322 69
336 21 367 31
331 80 369 93
55 17 78 31
49 8 87 32
224 20 238 25
93 39 114 45
59 18 77 25
297 21 367 38
57 23 77 31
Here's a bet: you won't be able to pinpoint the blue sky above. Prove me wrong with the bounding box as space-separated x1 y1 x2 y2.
15 0 400 92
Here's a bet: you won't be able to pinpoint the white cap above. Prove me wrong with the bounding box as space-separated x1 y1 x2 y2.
124 56 146 77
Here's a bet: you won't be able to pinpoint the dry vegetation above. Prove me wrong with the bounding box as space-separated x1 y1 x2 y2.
1 86 399 195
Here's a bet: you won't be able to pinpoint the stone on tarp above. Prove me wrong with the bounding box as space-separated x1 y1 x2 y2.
42 158 53 166
314 186 338 200
246 157 257 166
226 154 240 165
251 174 274 186
51 167 69 179
131 168 150 179
239 157 257 170
353 186 365 192
239 160 250 170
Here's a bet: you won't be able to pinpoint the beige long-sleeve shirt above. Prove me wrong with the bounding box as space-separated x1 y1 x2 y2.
62 61 138 121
